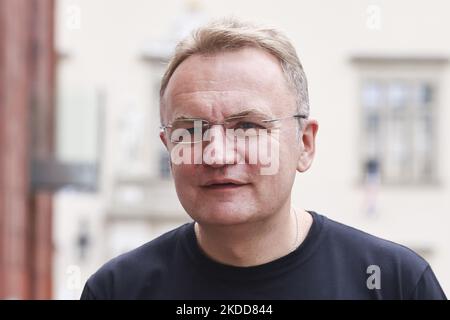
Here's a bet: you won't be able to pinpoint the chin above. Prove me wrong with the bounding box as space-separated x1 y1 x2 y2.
188 205 255 226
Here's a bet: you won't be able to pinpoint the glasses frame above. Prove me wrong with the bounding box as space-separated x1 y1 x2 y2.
160 113 309 144
160 113 308 131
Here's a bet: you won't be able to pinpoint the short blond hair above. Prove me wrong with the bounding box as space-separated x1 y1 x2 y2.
160 18 309 119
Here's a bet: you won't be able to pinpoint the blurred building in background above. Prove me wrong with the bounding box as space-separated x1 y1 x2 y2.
1 0 449 299
0 0 55 299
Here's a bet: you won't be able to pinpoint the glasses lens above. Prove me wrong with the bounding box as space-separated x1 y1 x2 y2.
225 115 273 139
227 115 271 130
170 119 207 143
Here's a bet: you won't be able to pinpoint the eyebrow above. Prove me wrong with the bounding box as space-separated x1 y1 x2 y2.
172 108 273 121
173 115 195 121
227 108 272 118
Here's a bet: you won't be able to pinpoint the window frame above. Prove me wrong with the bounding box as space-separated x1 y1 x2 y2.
352 57 446 187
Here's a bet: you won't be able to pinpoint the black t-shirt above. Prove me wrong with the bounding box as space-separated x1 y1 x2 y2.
81 211 447 299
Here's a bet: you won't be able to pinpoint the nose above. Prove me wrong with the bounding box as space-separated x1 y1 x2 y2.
203 125 240 168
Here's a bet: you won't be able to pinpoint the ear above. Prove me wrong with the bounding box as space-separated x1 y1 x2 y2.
160 130 169 150
297 119 319 172
160 130 174 172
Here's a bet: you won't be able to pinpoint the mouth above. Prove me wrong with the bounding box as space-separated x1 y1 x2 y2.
201 179 250 190
203 183 245 190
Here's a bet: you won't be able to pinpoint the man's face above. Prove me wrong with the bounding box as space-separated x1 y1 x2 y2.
161 48 314 226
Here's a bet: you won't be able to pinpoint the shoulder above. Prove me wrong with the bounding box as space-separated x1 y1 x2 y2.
322 214 428 269
317 213 431 297
81 223 191 299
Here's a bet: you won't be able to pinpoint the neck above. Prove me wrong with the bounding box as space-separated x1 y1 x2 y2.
194 203 313 267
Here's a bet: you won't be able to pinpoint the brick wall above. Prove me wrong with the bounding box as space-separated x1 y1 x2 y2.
0 0 54 299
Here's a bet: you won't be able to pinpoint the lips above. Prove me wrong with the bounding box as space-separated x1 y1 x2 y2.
201 178 249 190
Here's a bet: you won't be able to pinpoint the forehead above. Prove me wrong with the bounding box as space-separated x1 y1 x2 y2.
162 48 295 121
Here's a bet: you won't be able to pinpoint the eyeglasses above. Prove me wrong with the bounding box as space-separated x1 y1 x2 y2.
160 113 308 144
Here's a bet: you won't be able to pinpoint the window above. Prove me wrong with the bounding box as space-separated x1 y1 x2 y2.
361 80 436 185
354 57 446 185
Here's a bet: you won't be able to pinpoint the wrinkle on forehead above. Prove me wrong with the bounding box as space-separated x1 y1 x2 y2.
172 106 275 122
168 90 275 122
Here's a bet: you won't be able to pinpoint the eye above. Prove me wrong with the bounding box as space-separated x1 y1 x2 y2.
235 121 264 130
170 126 195 143
171 133 189 143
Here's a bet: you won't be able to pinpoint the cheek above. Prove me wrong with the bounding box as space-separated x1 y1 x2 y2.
263 137 298 189
172 165 197 190
175 162 195 173
171 165 202 213
237 135 282 170
280 132 301 168
260 167 294 191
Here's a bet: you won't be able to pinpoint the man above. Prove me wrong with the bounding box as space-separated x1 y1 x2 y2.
81 18 446 299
